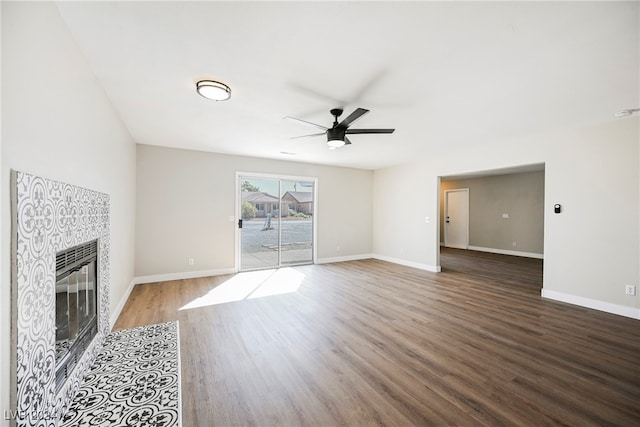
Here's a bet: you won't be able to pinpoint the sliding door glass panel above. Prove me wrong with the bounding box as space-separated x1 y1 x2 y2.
240 177 280 271
280 180 314 266
239 175 315 271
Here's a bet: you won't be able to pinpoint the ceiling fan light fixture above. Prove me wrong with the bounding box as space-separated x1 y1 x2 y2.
196 80 231 101
326 127 345 148
327 139 345 148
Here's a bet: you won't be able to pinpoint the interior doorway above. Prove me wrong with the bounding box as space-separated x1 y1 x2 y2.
437 164 545 287
237 173 317 271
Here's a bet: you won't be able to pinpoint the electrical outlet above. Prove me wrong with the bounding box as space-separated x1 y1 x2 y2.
188 258 194 266
625 285 636 296
512 241 517 247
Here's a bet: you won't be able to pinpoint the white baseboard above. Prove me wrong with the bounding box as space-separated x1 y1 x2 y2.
133 268 236 286
316 254 373 264
110 278 137 329
467 245 544 259
372 254 441 273
541 289 640 320
446 244 469 250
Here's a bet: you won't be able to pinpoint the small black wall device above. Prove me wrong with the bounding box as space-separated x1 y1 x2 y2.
554 204 561 214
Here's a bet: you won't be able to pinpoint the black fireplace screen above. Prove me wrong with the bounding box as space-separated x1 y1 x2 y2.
55 240 98 393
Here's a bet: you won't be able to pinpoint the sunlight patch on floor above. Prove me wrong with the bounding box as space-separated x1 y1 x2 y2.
248 267 304 299
179 268 304 310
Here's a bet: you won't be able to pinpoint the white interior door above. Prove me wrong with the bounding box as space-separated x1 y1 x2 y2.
444 188 469 249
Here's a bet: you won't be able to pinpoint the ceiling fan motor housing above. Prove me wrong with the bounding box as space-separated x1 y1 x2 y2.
327 127 346 142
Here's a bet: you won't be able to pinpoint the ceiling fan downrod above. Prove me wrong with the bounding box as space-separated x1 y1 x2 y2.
330 108 343 125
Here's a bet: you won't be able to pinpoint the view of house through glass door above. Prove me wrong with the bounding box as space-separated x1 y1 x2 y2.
238 174 315 271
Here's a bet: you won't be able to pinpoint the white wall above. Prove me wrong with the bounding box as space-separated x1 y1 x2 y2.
135 144 372 279
1 2 137 422
373 118 639 318
542 119 638 315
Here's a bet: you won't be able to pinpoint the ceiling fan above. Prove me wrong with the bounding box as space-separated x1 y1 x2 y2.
285 108 395 149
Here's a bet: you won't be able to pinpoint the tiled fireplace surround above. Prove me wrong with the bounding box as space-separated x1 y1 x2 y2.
11 171 110 427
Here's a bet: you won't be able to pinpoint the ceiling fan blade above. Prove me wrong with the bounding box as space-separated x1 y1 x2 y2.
346 128 395 134
337 108 369 129
284 116 328 131
291 132 326 140
344 136 353 145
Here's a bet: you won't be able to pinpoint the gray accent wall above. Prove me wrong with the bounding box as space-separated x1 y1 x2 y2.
441 171 545 256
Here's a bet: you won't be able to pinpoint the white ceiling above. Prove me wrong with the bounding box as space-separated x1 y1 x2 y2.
56 1 639 170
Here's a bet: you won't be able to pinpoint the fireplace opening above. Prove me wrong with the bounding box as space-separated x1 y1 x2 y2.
55 240 98 393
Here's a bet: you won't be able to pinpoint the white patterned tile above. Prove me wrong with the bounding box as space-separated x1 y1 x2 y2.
12 171 110 427
60 322 181 427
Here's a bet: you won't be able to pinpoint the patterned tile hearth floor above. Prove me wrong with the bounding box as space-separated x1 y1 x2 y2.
61 322 181 427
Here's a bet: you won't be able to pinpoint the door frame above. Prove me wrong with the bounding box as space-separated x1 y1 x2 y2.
444 188 469 249
235 171 318 272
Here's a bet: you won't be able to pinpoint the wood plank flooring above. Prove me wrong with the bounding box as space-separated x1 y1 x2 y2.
114 248 640 426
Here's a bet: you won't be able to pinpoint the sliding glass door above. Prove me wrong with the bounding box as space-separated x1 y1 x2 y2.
238 175 315 271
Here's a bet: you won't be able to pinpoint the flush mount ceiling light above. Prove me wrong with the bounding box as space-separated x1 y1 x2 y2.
196 80 231 101
614 108 639 118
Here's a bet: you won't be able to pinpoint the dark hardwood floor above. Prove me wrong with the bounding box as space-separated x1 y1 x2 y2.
114 248 640 426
